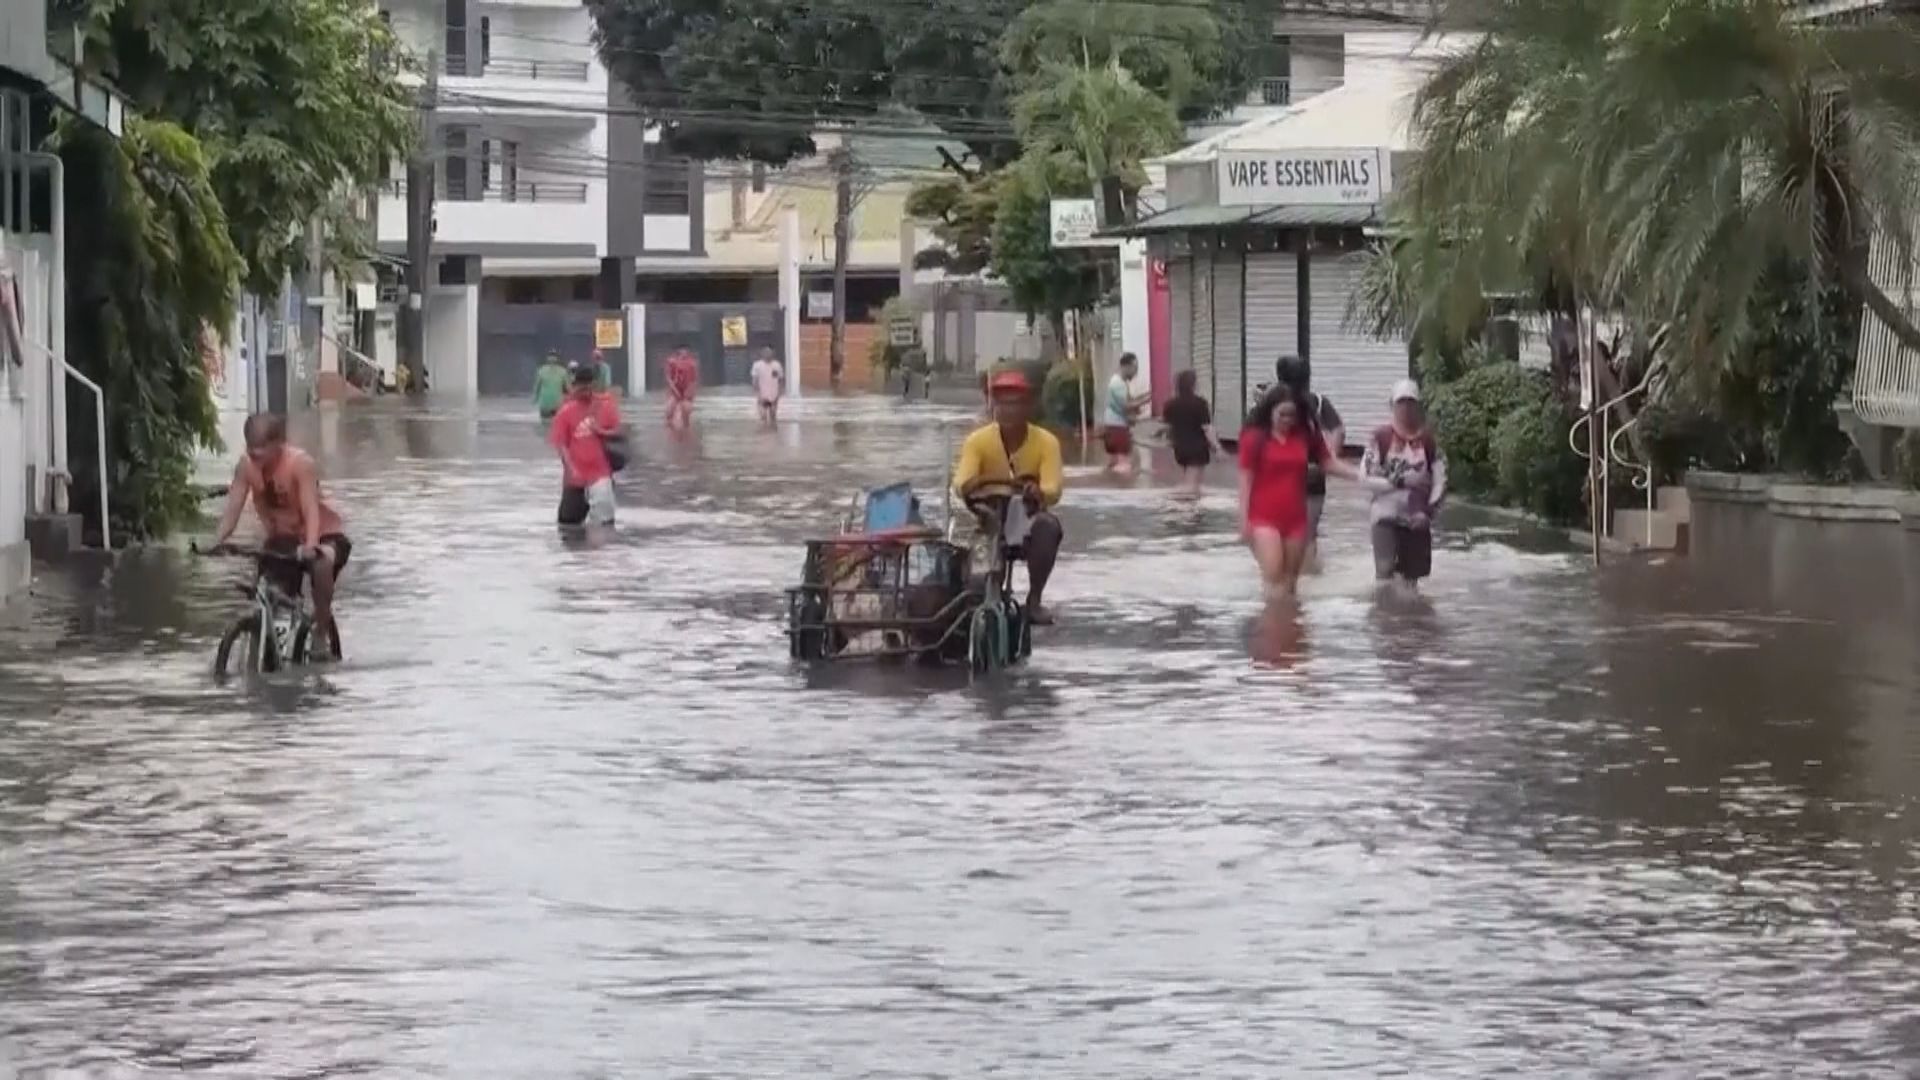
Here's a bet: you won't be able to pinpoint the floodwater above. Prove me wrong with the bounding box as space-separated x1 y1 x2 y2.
3 393 1919 1078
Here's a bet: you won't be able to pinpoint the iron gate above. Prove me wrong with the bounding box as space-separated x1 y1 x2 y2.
476 303 630 396
642 303 784 390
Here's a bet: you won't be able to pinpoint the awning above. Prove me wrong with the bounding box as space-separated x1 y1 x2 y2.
1098 204 1260 237
1098 201 1380 238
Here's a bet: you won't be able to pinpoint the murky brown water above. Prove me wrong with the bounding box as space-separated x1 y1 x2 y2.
3 394 1919 1077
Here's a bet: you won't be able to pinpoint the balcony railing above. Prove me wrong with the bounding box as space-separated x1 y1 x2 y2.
385 178 590 204
1248 77 1345 107
444 55 591 82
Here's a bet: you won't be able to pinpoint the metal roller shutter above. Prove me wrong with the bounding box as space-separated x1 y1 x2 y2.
1243 253 1299 423
1309 252 1410 445
1167 258 1193 380
1211 249 1245 434
1192 247 1215 405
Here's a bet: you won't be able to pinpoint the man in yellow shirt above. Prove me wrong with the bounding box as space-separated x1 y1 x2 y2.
953 370 1065 624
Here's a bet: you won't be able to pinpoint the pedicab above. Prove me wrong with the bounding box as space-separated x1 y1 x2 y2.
784 480 1033 674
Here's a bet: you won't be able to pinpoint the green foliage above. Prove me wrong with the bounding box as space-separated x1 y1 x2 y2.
989 153 1103 324
908 173 999 276
1492 397 1588 524
58 118 242 541
75 0 415 295
1040 360 1094 429
1000 0 1260 120
1013 60 1183 214
1424 362 1550 496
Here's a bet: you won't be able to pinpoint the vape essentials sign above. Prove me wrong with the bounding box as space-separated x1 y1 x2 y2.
1215 149 1386 207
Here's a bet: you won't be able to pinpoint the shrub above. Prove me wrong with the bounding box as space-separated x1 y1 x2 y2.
1425 362 1548 496
1493 397 1589 524
1040 361 1094 430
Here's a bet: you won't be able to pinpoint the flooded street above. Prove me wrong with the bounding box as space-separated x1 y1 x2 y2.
4 394 1919 1077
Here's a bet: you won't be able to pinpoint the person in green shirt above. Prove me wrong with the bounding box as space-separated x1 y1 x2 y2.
532 351 569 422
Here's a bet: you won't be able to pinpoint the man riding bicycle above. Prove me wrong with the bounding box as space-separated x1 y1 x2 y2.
951 370 1064 625
209 413 352 657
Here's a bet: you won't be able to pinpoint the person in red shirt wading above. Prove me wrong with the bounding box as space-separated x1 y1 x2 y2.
550 363 624 526
1238 385 1362 598
210 413 353 657
664 347 699 430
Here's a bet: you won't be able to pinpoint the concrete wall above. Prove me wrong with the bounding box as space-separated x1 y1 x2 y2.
426 284 480 400
1686 473 1920 632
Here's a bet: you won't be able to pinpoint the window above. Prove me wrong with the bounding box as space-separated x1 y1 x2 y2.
750 161 766 194
502 141 519 200
479 138 491 194
444 127 469 201
505 279 545 305
571 276 597 302
643 153 690 215
445 0 468 75
480 16 491 66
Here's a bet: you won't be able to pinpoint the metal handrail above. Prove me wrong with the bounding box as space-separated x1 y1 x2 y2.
1571 356 1666 548
23 337 108 547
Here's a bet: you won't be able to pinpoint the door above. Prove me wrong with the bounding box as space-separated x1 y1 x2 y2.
1244 252 1300 420
1166 258 1193 380
1192 247 1215 407
1211 249 1245 432
1309 252 1409 444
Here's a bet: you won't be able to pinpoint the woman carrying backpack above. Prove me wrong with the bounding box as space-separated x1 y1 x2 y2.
1362 379 1448 588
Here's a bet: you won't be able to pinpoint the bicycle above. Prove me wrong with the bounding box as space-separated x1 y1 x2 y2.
196 542 331 675
957 482 1035 677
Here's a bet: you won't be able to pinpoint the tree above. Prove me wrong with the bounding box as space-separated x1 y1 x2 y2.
57 118 243 541
990 152 1105 349
1391 0 1920 384
1000 0 1263 121
70 0 415 297
1014 59 1182 223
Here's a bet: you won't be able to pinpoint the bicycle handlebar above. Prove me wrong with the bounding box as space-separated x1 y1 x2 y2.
192 541 311 566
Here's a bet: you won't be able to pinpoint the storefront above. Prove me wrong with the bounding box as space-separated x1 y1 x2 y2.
1114 71 1420 443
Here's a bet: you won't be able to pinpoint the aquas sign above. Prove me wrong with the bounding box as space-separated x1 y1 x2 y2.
1216 149 1386 207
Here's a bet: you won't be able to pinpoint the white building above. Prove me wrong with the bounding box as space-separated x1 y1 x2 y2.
374 0 704 394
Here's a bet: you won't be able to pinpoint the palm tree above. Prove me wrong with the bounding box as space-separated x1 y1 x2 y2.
1371 0 1920 382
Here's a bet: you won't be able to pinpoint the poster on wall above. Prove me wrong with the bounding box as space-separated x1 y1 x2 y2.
721 315 749 347
806 292 834 319
594 316 625 350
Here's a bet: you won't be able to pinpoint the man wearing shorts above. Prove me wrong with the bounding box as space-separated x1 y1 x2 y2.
1101 352 1148 475
550 364 623 527
210 413 352 657
749 346 785 425
1363 379 1448 587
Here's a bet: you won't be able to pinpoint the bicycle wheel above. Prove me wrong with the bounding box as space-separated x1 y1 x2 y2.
214 613 263 676
288 619 316 666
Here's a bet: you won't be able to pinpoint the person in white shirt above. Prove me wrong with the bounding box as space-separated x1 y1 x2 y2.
1362 379 1449 588
749 346 785 426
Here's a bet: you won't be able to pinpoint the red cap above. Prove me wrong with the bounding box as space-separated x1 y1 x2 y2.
988 370 1031 394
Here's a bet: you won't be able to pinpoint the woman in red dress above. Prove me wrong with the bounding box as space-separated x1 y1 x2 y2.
1238 386 1361 597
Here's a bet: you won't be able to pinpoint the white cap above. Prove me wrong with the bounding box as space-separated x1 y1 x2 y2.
1390 378 1421 404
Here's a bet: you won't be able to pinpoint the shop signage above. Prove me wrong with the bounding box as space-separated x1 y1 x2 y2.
1050 198 1117 248
1216 148 1386 207
806 291 834 319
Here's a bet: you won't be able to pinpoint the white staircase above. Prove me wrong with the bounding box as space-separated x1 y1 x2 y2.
1610 485 1692 552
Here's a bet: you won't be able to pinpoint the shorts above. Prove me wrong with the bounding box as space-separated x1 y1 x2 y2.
1102 426 1134 456
1372 521 1433 581
1173 440 1211 469
261 533 352 594
560 479 616 526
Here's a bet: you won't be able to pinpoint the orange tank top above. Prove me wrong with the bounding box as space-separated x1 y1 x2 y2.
241 448 343 540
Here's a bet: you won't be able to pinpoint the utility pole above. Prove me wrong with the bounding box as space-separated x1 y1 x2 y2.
400 48 438 394
829 145 853 388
